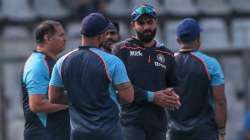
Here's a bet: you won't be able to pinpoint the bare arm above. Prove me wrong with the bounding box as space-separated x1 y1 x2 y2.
115 82 134 103
29 94 68 114
212 85 227 138
48 85 68 105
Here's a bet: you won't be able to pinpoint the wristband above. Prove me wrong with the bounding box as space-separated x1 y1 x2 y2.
147 91 155 102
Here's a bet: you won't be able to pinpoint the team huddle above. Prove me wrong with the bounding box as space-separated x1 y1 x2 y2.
21 4 227 140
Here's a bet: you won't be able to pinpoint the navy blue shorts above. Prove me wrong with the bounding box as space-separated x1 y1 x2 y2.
71 124 123 140
169 130 218 140
122 124 166 140
24 128 47 140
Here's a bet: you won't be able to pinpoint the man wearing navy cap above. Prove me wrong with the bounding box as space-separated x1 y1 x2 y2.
101 21 121 53
168 18 227 140
48 13 134 140
112 4 181 140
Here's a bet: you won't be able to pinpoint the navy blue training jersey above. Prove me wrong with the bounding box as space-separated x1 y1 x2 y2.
49 46 130 140
112 38 178 131
21 51 70 140
168 50 224 136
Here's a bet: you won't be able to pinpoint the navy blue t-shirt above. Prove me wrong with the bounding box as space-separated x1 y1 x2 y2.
50 46 130 140
168 51 224 136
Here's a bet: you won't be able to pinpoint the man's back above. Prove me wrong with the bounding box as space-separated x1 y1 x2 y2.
169 51 222 135
53 46 127 140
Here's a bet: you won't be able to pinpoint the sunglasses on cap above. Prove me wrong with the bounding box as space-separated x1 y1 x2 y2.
131 4 157 21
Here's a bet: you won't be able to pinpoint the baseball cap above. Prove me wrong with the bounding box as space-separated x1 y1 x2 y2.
80 12 113 37
176 18 202 42
131 4 157 21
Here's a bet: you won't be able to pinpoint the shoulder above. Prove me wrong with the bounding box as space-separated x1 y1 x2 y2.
24 53 48 72
57 49 79 64
155 42 174 57
90 48 122 63
194 51 220 67
112 38 132 51
112 38 146 51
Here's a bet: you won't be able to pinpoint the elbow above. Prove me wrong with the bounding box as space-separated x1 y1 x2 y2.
126 96 134 103
49 98 56 104
117 84 134 103
126 88 134 103
49 97 59 104
48 91 58 104
29 103 41 113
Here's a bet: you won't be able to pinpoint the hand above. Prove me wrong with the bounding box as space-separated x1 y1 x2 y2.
218 134 225 140
153 89 181 109
163 88 181 110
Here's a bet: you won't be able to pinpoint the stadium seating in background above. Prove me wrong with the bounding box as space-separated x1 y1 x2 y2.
0 5 3 21
229 0 250 13
7 117 24 140
2 0 36 22
200 18 230 49
163 21 181 52
118 21 131 40
223 79 245 140
232 19 250 48
155 27 163 43
197 0 231 15
33 0 70 20
105 0 131 18
66 22 81 39
2 26 33 57
164 0 198 16
65 22 81 52
1 61 26 140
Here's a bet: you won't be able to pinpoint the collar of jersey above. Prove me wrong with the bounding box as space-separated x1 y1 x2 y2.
129 37 165 48
78 45 98 49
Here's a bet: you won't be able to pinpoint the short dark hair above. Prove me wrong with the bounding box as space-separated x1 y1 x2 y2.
112 21 120 32
35 20 62 44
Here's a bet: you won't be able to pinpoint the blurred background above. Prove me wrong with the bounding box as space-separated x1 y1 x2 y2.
0 0 249 140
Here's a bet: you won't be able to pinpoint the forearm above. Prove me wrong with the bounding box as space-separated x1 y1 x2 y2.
48 85 68 105
133 86 153 104
50 93 68 105
30 99 68 114
215 99 227 129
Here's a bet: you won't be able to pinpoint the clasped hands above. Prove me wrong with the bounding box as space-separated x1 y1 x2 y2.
153 88 181 110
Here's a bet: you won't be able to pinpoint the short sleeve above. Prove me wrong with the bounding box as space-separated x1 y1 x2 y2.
25 61 49 95
210 59 225 86
111 57 130 85
49 57 64 87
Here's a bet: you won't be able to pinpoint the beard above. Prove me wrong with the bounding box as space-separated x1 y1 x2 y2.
136 28 157 43
101 39 117 52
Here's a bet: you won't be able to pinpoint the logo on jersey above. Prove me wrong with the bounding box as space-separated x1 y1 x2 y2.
130 51 143 56
154 62 166 69
157 53 165 63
